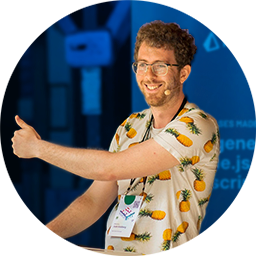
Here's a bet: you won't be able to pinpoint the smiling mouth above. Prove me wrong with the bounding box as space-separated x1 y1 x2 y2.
145 84 162 90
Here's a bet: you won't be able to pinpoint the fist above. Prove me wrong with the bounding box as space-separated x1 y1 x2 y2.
11 115 41 158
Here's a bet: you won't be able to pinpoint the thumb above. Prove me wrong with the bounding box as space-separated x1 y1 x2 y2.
15 115 28 129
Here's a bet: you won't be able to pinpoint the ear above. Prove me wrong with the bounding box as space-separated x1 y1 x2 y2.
179 65 191 84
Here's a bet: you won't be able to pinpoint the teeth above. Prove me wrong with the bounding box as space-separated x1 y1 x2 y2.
147 85 160 90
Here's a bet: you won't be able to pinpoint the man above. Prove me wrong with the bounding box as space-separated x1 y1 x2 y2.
12 21 219 254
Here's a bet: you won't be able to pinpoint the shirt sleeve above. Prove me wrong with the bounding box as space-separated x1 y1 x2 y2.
108 117 128 153
153 110 220 165
108 127 121 153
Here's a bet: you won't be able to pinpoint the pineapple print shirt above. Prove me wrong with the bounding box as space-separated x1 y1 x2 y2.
105 102 220 254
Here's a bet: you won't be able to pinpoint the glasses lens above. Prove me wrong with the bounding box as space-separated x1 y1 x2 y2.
137 62 147 74
132 63 138 73
152 63 167 76
132 62 169 76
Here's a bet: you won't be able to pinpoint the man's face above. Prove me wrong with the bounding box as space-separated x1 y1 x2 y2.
136 42 181 108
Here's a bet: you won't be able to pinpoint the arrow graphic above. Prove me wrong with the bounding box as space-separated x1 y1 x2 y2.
203 32 220 52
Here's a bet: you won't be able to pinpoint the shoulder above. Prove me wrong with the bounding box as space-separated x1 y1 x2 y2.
156 103 220 164
114 109 151 142
119 109 151 129
162 102 220 151
177 102 219 132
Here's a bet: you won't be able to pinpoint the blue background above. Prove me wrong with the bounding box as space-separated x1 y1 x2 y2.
130 1 256 236
1 0 255 249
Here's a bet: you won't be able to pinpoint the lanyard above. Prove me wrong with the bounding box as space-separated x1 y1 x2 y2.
171 96 187 121
125 116 153 195
125 97 187 195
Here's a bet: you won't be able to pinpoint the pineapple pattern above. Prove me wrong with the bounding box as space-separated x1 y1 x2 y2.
204 133 217 153
179 155 200 172
139 192 154 203
139 209 166 220
129 113 146 120
198 193 211 207
124 246 136 253
125 122 137 139
179 189 192 212
177 107 195 116
165 128 193 147
107 245 114 250
192 168 206 191
121 232 152 242
161 229 172 250
172 222 189 243
147 170 171 184
105 102 220 254
197 216 202 231
179 116 202 135
130 177 144 192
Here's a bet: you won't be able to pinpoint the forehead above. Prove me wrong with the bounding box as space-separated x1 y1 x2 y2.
137 42 176 63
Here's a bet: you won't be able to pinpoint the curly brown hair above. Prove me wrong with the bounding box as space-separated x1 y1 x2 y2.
134 21 197 70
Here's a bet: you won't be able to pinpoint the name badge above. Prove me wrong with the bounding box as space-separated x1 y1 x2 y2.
108 195 143 238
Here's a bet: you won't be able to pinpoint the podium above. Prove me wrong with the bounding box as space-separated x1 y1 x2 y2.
56 238 142 256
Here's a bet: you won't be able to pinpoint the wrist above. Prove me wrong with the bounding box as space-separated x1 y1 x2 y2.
34 138 44 158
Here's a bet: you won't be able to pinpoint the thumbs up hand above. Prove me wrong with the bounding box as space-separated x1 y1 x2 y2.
12 115 41 158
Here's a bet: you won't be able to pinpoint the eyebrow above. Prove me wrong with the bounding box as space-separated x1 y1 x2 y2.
137 59 168 63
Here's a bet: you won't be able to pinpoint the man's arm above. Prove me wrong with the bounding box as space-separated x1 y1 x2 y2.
46 180 118 238
12 115 179 181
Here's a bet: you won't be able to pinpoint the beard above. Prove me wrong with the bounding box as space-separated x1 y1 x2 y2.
139 76 181 107
144 91 167 107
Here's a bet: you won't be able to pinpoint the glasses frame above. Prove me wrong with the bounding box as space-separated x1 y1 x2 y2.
132 62 179 76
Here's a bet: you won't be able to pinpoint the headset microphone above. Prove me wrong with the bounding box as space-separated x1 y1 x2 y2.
164 90 171 95
164 84 181 96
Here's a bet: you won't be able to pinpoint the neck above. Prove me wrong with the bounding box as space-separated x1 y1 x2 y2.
151 93 185 129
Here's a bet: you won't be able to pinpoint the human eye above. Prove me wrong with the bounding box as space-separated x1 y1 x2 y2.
154 63 166 69
138 62 147 68
153 63 166 72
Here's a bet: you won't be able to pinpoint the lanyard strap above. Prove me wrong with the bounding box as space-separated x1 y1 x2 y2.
125 97 187 195
171 96 187 121
125 116 153 195
125 177 147 195
140 115 154 143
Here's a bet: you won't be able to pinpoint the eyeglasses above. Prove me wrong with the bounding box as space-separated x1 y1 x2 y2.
132 62 179 76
